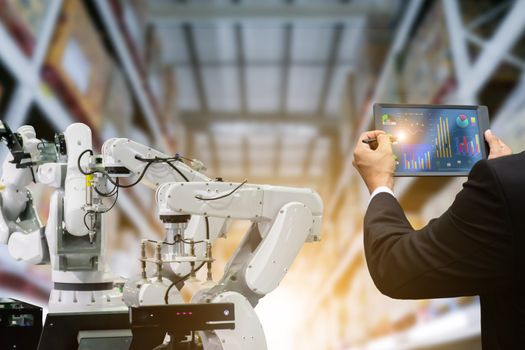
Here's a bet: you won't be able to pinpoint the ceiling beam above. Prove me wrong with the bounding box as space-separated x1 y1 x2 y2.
169 59 355 68
182 23 209 113
317 23 344 116
180 111 339 132
149 3 389 22
234 23 248 115
279 23 293 114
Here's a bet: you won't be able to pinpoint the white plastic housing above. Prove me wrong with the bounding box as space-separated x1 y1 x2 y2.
245 202 313 294
38 163 63 188
7 229 45 264
63 123 92 237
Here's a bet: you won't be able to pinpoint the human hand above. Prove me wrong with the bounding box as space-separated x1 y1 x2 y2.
353 130 396 194
484 130 512 160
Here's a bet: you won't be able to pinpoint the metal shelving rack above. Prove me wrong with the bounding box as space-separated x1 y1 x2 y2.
93 0 171 153
0 1 165 255
303 0 525 348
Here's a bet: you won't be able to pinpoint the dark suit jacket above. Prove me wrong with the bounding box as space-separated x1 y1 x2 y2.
364 151 525 349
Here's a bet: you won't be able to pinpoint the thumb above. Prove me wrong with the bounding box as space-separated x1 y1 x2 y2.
485 129 499 148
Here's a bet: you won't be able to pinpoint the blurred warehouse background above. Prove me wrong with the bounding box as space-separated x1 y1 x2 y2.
0 0 525 349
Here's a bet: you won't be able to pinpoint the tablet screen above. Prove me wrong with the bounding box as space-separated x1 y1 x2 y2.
377 105 487 175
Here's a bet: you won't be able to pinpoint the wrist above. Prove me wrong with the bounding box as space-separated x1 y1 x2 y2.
367 177 394 194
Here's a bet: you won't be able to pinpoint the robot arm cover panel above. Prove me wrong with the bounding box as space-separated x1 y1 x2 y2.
245 202 313 294
63 123 92 237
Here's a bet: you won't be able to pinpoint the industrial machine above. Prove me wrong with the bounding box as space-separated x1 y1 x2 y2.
0 298 43 350
0 121 323 349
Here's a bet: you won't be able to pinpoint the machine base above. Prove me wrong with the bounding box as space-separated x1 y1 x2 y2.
37 303 235 350
0 298 42 350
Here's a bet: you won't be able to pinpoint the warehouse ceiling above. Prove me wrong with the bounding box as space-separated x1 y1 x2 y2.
148 0 404 193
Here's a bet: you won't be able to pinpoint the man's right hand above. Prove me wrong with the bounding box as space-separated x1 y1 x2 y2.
485 130 512 160
353 130 396 194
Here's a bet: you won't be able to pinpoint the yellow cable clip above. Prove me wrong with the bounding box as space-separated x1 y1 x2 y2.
86 174 93 187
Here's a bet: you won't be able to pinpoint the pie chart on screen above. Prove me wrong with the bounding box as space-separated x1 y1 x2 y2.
456 114 469 128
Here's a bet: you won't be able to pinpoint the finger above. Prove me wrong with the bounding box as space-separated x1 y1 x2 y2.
357 130 386 151
358 130 386 143
377 133 394 151
484 129 499 148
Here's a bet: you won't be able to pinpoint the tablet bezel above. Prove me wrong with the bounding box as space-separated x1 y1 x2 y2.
373 103 490 177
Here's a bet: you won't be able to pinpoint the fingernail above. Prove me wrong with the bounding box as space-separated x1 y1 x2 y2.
486 129 492 134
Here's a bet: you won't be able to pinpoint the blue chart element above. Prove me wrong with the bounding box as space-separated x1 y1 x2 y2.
398 144 433 171
456 114 469 128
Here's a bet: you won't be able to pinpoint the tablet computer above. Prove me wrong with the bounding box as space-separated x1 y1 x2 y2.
374 103 490 176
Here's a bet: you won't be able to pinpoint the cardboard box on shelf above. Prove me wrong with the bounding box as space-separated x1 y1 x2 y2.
43 0 112 131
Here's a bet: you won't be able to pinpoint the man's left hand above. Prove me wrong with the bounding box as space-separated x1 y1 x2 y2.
353 130 396 194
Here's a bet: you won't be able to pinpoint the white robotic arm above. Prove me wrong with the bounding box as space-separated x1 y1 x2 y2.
0 121 126 312
102 137 209 188
157 181 322 293
101 138 229 278
156 180 323 350
0 122 56 264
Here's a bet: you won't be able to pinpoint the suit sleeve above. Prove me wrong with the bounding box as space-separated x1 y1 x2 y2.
363 159 514 299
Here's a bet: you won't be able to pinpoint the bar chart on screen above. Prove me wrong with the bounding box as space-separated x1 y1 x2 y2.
401 144 433 170
434 116 452 158
455 134 481 156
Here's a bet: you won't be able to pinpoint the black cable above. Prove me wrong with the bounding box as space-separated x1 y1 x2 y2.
77 149 95 175
205 216 210 240
99 186 119 213
94 185 117 197
82 183 119 232
29 166 36 183
104 154 190 189
83 211 95 231
165 160 189 182
195 180 247 201
164 262 205 304
135 155 190 182
145 239 205 246
36 139 51 151
163 213 211 304
94 177 119 197
107 161 155 188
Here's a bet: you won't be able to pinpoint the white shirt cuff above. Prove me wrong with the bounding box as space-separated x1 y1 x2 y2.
368 186 395 205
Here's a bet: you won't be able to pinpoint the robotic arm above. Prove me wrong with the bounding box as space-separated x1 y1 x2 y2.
0 121 62 264
155 181 323 350
102 137 324 350
101 138 230 278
